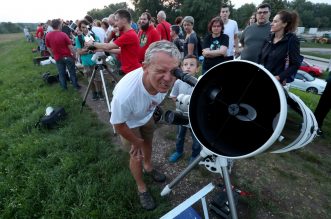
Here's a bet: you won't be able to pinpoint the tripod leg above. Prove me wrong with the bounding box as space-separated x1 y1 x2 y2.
104 64 120 83
161 148 213 196
80 68 97 113
219 157 238 219
99 69 111 117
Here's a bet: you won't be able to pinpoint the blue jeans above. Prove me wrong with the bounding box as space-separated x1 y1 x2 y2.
175 125 201 158
55 57 79 89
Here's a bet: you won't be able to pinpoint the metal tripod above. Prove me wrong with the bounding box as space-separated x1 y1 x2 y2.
161 149 238 219
80 58 118 118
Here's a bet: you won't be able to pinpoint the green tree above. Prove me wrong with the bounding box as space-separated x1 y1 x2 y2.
131 0 164 17
181 0 231 36
87 2 135 21
233 3 256 29
131 0 183 23
262 0 286 19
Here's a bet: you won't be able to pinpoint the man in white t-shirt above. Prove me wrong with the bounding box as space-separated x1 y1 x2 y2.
220 4 240 60
110 40 181 210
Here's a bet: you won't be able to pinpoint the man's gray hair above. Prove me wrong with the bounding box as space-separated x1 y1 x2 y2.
157 11 166 20
144 40 181 65
108 14 115 19
183 16 194 25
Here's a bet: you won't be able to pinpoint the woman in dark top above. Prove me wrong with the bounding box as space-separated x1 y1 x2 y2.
202 16 229 74
258 10 302 85
182 16 199 57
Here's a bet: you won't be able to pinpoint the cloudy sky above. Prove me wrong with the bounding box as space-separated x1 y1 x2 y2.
0 0 329 23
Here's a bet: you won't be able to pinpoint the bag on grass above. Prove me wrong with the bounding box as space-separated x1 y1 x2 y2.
42 72 59 84
36 107 67 129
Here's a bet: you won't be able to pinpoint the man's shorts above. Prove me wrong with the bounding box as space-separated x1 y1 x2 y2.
83 65 101 81
120 117 156 152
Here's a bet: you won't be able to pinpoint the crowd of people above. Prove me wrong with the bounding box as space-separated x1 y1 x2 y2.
26 3 330 211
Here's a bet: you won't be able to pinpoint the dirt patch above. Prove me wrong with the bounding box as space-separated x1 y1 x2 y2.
78 77 330 218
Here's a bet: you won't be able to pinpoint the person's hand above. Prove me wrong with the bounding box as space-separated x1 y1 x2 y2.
234 48 240 57
130 138 144 160
202 48 210 57
85 40 94 47
275 75 286 86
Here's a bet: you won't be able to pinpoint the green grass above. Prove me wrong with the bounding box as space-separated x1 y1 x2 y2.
301 41 331 49
0 38 171 218
1 34 331 218
301 51 331 59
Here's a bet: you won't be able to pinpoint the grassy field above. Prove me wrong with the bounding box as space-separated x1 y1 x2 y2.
301 41 331 49
0 34 171 218
0 34 330 218
301 51 331 59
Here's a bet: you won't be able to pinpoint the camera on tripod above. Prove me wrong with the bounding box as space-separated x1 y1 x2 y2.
91 52 106 64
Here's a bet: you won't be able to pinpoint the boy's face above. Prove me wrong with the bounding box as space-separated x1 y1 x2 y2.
182 58 199 75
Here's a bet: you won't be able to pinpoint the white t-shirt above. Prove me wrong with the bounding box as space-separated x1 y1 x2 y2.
110 67 167 128
92 26 106 43
223 19 239 57
170 79 194 98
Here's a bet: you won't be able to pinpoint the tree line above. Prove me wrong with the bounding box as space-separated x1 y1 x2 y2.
88 0 331 35
0 23 36 34
1 0 330 35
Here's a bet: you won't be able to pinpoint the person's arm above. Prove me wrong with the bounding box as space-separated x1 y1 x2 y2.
187 43 195 55
279 36 301 83
187 34 196 55
234 33 240 56
203 46 227 58
240 29 245 47
85 40 119 51
47 48 54 58
68 44 76 59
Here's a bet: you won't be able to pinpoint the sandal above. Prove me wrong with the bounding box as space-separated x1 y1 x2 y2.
138 191 156 210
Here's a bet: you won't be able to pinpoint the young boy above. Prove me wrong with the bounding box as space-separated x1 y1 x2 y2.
169 55 201 164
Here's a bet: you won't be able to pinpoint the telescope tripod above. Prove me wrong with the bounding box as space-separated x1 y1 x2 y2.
80 62 118 118
161 149 238 219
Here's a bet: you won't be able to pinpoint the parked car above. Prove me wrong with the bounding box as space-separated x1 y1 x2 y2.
299 59 323 77
290 70 326 95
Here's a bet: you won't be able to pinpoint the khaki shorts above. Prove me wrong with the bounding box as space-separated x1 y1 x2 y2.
83 65 101 81
120 117 156 152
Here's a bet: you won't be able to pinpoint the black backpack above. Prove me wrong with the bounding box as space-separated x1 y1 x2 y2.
35 107 67 129
42 72 59 84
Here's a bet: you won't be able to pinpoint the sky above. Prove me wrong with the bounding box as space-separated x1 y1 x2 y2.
0 0 330 23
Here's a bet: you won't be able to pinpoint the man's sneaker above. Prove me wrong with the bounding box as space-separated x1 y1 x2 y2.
92 92 98 101
98 92 105 101
169 152 183 163
138 191 155 210
145 169 166 182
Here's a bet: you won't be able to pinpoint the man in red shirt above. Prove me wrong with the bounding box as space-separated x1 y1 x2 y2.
86 9 141 74
137 12 160 63
36 23 45 52
45 19 80 90
156 11 171 41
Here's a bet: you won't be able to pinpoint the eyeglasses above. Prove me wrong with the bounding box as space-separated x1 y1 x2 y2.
257 11 269 15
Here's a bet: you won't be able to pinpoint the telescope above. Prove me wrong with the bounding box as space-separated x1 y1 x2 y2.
161 60 318 218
